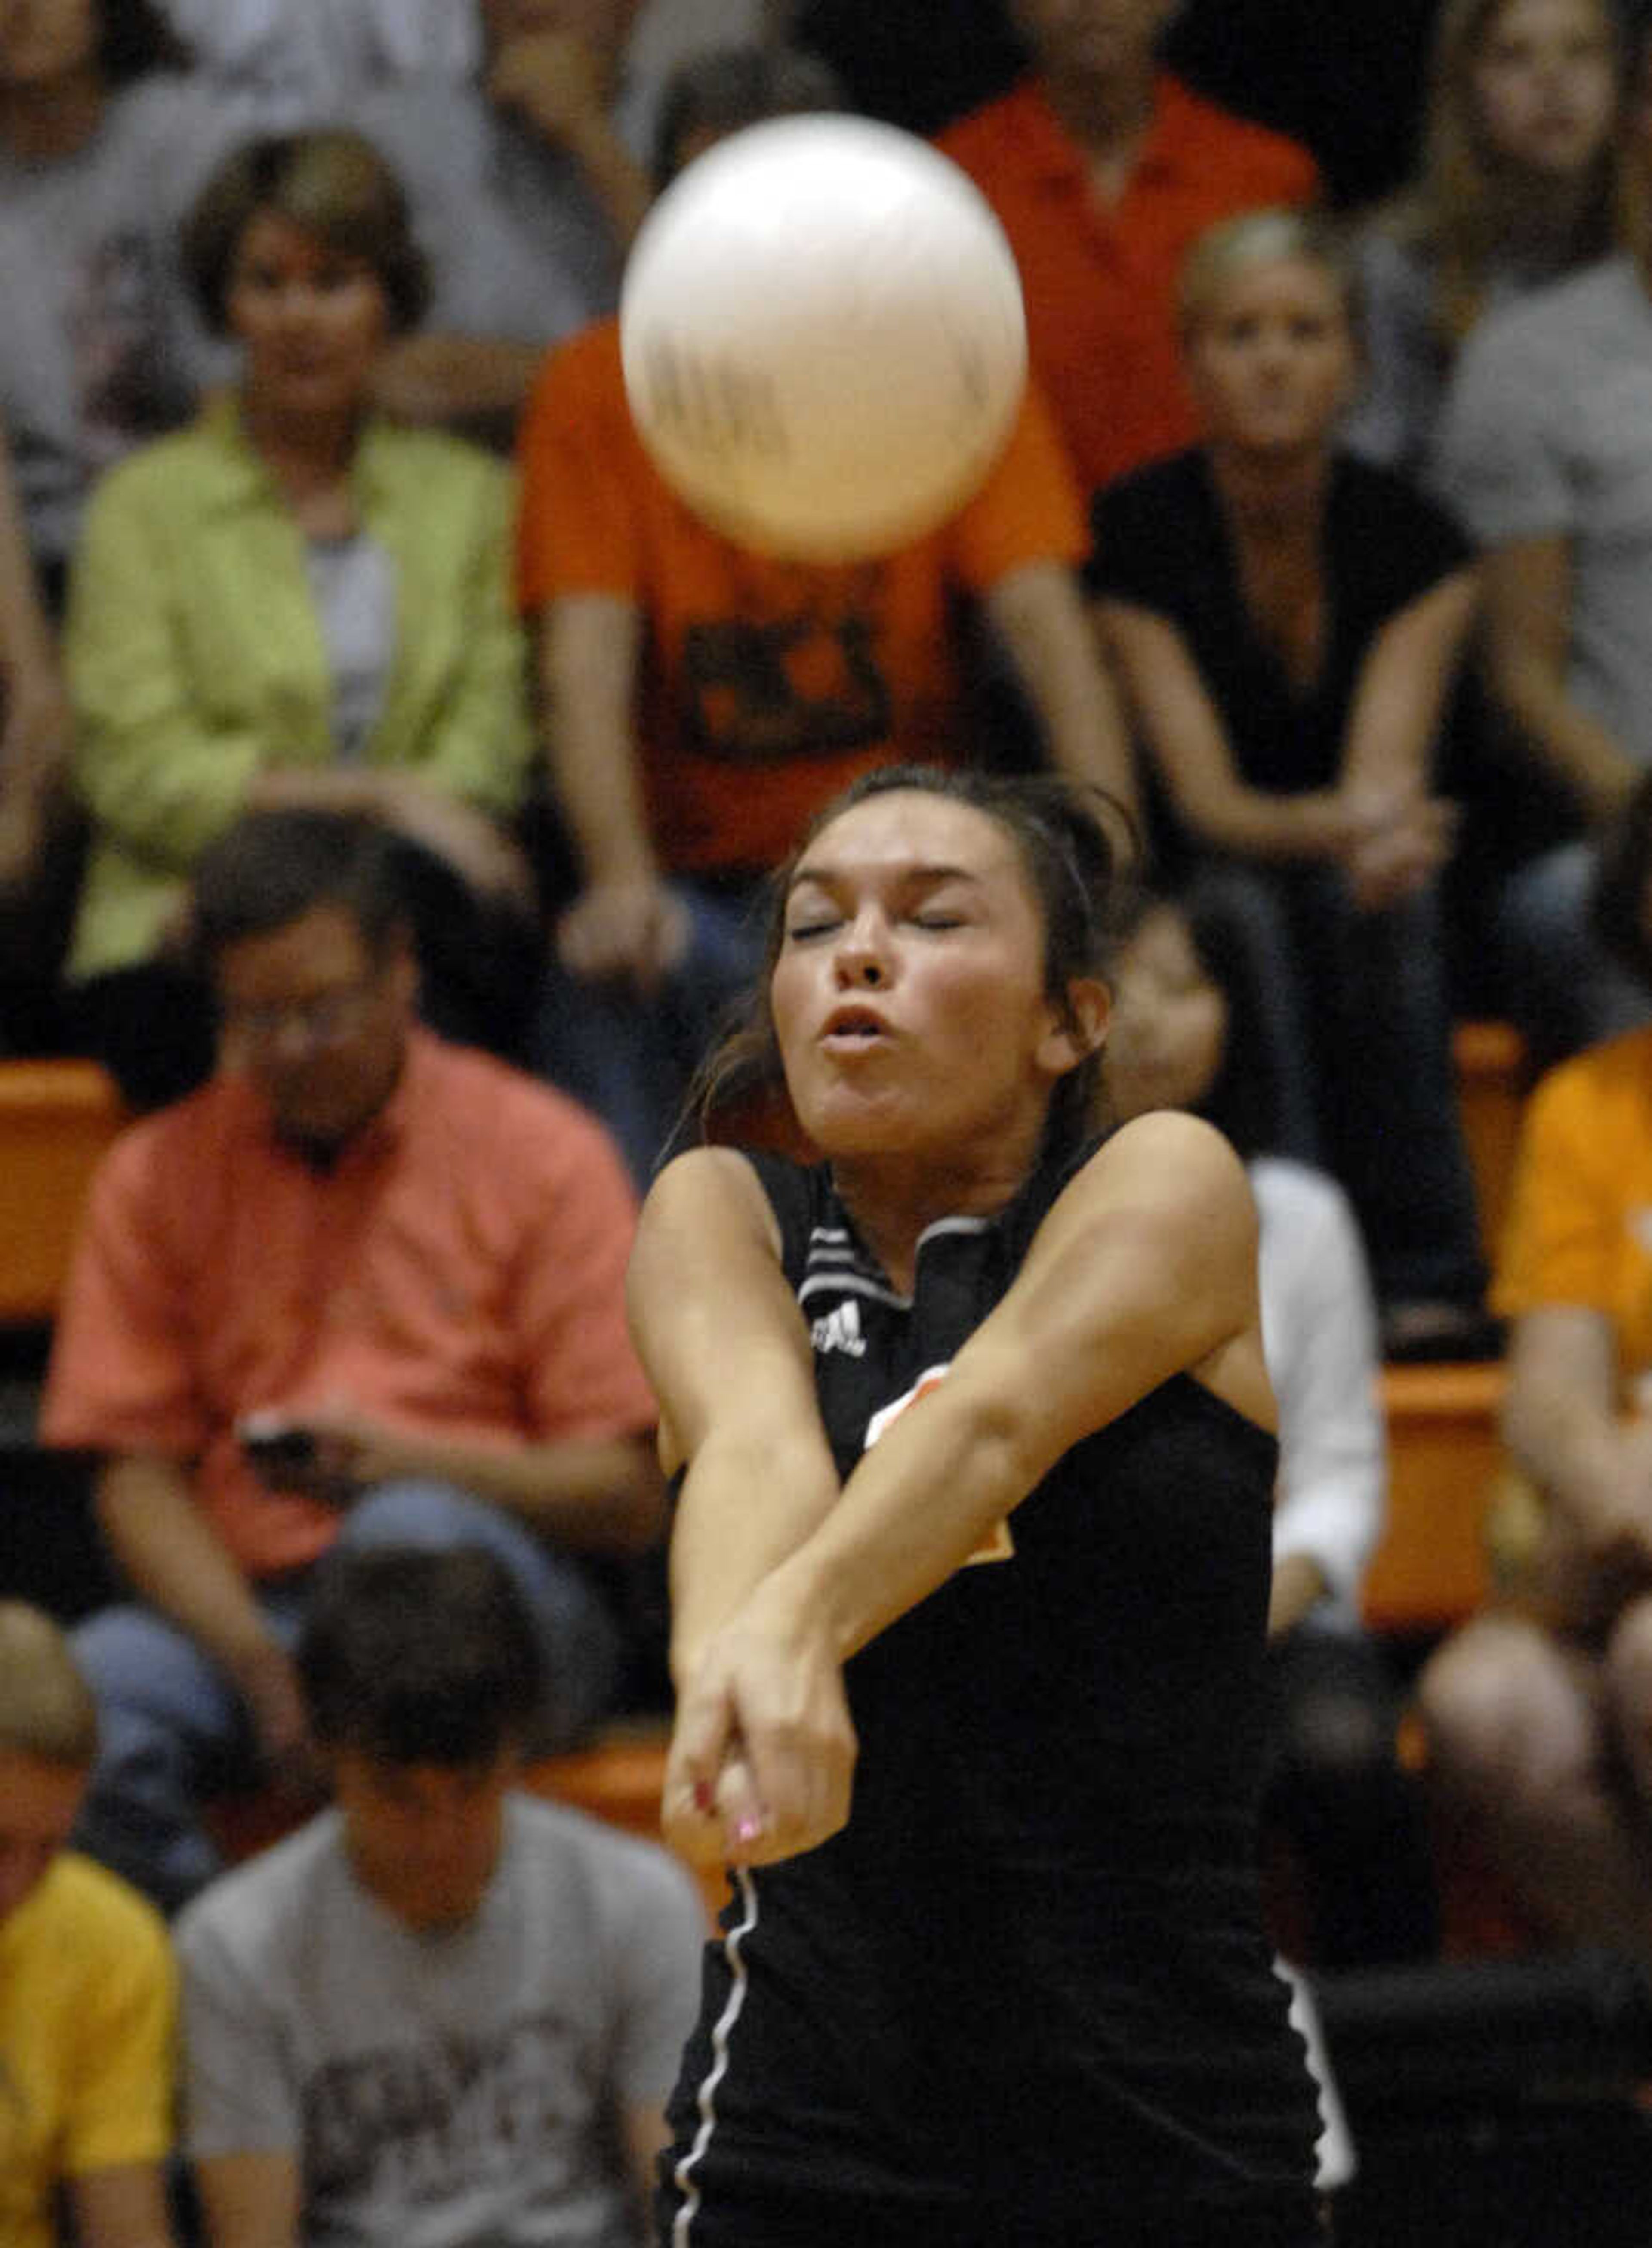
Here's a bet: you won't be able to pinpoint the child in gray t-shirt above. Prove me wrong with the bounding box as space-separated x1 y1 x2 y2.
174 1547 706 2248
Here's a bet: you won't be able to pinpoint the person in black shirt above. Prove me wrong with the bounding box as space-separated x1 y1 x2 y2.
628 762 1322 2247
1089 204 1490 1360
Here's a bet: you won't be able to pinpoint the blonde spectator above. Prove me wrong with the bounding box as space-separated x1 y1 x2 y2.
1090 207 1490 1360
0 1600 178 2248
1347 0 1625 474
1430 7 1652 1063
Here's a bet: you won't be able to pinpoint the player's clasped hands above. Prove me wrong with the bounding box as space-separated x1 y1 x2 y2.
663 1597 859 1870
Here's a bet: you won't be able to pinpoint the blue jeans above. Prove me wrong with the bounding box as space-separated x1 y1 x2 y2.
70 1480 620 1914
529 878 769 1189
1486 838 1652 1069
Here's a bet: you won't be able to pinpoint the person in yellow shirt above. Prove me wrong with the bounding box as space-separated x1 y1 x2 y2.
0 1601 177 2248
1418 774 1652 1965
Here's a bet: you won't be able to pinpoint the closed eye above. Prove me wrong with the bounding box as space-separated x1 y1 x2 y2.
785 918 840 942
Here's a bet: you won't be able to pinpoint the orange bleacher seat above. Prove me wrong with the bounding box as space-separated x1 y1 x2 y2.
0 1059 125 1325
1365 1362 1504 1636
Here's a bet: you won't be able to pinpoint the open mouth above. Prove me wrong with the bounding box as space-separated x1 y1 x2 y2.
823 1007 889 1043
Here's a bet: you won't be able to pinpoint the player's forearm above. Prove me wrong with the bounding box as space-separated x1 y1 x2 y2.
758 1378 1039 1668
669 1426 842 1690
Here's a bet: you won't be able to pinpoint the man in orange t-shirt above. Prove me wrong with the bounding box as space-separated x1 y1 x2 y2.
514 50 1136 1186
937 0 1320 497
42 809 663 1911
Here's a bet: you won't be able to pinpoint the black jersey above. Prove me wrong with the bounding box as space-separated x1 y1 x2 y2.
658 1145 1322 2248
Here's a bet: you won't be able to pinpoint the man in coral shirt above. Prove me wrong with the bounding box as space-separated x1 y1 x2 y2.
937 0 1320 495
42 809 663 1912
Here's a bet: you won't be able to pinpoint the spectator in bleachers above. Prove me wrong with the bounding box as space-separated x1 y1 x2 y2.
0 0 238 608
518 41 1138 1186
41 808 663 1913
351 0 650 444
1416 775 1652 1971
62 128 538 1105
1106 884 1440 1967
0 413 75 1052
0 1599 179 2248
1089 207 1490 1361
175 1545 703 2248
1429 5 1652 1067
0 417 68 896
934 0 1320 497
156 0 767 164
1346 0 1626 479
0 0 245 1054
151 0 479 121
786 0 1027 136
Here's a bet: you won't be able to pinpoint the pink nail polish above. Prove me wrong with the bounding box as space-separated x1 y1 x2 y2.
734 1815 763 1846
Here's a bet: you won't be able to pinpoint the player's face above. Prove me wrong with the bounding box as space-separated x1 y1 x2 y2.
214 904 417 1153
1185 255 1356 458
0 0 97 87
1103 903 1227 1124
1470 0 1617 178
771 791 1091 1167
332 1750 515 1931
0 1752 84 1925
227 211 391 421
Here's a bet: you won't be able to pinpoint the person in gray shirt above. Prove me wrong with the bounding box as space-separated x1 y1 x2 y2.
175 1545 706 2248
356 0 651 445
1427 9 1652 1063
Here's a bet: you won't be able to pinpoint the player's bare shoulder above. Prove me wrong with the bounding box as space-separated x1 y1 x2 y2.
1064 1109 1257 1238
637 1144 783 1256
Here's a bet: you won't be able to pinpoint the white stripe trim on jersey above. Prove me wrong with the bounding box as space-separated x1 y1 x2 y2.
796 1271 912 1311
914 1213 993 1249
670 1866 760 2247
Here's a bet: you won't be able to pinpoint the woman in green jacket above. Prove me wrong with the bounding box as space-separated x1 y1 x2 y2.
63 129 537 1101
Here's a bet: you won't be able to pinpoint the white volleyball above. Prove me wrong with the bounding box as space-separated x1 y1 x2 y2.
620 113 1029 563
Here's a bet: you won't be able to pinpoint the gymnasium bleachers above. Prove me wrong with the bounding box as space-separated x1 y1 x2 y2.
0 1025 1534 1934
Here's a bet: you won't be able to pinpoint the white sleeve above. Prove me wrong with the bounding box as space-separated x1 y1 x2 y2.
1254 1161 1387 1616
607 1846 709 2107
1428 306 1575 547
176 1899 301 2158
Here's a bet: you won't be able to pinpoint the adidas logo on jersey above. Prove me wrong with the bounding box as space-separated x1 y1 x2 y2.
810 1299 866 1357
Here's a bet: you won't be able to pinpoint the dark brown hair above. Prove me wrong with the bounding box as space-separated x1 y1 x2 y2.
190 809 413 969
692 762 1131 1165
183 129 431 337
298 1547 544 1764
